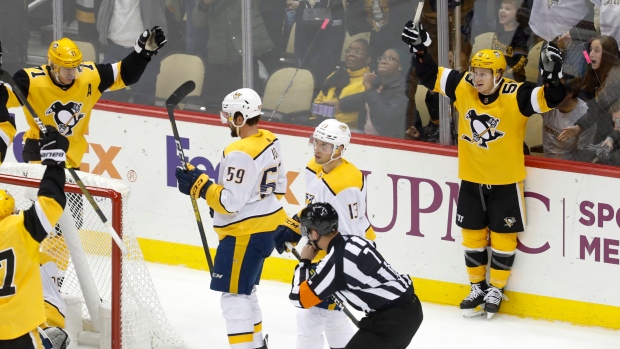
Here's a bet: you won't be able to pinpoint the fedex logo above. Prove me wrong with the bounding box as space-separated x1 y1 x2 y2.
166 135 219 187
12 131 122 179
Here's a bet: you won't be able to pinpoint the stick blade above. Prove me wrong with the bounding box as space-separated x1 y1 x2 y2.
166 80 196 108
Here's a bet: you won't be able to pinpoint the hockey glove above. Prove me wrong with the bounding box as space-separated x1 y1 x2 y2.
42 326 71 349
540 42 563 84
134 26 167 58
39 126 69 167
402 21 431 53
274 214 302 254
175 163 213 199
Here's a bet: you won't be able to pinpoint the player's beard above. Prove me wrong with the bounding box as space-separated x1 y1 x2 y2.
229 125 239 138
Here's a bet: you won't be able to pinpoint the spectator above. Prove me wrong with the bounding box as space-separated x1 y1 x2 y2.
346 0 415 61
558 35 620 163
312 39 372 131
333 48 409 138
491 0 529 82
541 78 591 159
292 0 346 90
192 0 274 110
0 1 28 74
184 0 209 57
600 1 620 51
97 0 167 106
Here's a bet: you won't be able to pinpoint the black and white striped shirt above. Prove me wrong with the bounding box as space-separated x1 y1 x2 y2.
289 234 412 314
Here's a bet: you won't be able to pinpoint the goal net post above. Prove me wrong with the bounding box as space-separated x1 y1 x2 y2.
0 163 184 349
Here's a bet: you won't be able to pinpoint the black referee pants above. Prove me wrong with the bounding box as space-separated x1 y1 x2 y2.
345 293 423 349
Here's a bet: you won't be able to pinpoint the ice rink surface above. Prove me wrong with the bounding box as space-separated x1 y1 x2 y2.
144 263 619 349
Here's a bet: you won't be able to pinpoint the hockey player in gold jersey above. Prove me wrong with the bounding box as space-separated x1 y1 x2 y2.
4 30 166 169
0 124 70 348
175 88 284 349
402 21 565 319
0 83 17 164
273 119 375 349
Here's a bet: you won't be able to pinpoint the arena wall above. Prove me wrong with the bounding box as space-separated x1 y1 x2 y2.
7 101 619 329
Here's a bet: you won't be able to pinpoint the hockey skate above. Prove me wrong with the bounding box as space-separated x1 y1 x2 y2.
256 334 268 349
459 281 488 318
484 286 508 319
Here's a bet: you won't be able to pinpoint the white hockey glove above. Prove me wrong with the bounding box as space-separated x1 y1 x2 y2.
402 20 432 53
540 42 563 84
42 326 71 349
134 26 167 58
39 125 69 167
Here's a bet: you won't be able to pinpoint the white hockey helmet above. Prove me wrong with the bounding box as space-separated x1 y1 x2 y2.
220 88 263 126
311 119 351 154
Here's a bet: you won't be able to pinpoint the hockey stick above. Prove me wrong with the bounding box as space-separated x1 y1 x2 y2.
0 69 128 254
285 242 360 327
413 0 425 26
165 80 215 274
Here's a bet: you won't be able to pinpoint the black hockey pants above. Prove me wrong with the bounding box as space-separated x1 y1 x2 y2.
345 290 423 349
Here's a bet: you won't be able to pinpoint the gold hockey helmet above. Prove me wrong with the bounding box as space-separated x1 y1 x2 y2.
470 49 506 76
48 38 83 82
0 190 15 221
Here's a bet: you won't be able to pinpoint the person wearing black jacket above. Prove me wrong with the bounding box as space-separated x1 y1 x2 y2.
329 48 410 138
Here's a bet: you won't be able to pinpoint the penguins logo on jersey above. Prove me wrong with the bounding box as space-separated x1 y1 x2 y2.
547 0 559 8
460 109 504 149
45 101 85 136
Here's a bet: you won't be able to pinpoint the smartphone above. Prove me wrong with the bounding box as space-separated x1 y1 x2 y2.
312 103 336 118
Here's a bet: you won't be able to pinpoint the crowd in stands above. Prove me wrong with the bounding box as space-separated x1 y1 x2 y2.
2 0 620 166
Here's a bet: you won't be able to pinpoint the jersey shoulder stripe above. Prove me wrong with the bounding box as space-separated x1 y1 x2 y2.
322 159 363 195
224 129 279 159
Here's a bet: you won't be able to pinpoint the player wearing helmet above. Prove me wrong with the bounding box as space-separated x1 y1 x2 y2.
289 202 423 349
402 21 566 319
4 29 166 169
175 88 284 349
0 120 71 348
273 119 374 349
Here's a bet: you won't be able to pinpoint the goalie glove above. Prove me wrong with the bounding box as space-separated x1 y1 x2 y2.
540 42 563 85
402 20 431 53
274 214 302 254
134 26 167 58
39 126 69 167
175 163 213 199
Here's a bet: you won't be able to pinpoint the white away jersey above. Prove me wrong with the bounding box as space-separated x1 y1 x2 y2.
305 158 375 240
205 129 287 239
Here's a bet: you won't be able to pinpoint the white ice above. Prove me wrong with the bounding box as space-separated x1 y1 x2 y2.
141 263 619 349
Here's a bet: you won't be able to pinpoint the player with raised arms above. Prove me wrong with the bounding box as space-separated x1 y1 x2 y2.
402 20 565 319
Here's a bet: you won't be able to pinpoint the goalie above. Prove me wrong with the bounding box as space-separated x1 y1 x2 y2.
0 121 72 348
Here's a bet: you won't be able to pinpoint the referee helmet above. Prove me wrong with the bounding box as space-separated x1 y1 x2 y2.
300 202 339 237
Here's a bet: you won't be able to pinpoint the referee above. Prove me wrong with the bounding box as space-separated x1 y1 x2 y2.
289 203 423 349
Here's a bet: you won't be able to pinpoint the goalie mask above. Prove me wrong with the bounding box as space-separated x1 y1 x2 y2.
48 38 84 84
310 119 351 164
0 189 15 221
300 202 339 250
220 88 263 127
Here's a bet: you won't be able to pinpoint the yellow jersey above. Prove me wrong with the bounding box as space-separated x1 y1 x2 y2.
6 51 150 168
0 166 66 339
430 66 560 184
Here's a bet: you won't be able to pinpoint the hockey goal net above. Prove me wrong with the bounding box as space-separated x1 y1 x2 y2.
0 163 183 349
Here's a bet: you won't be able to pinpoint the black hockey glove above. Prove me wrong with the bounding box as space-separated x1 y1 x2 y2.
274 214 302 254
134 26 167 58
175 163 212 199
0 83 8 108
540 42 563 85
402 20 432 53
39 125 69 167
